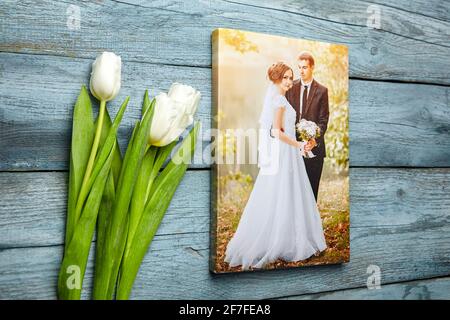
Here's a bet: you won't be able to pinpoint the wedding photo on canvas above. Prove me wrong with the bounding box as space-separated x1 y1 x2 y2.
210 28 349 273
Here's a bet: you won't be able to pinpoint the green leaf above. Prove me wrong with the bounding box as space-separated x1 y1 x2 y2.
126 146 157 257
93 122 139 299
98 108 123 185
93 170 115 299
87 97 129 197
116 122 200 300
65 86 95 250
117 121 140 197
72 97 129 232
93 108 123 300
58 141 116 300
124 139 176 253
59 97 128 299
141 89 151 117
93 95 156 300
145 140 178 203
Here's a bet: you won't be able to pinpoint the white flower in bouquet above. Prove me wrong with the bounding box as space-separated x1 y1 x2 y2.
306 125 316 137
296 119 321 158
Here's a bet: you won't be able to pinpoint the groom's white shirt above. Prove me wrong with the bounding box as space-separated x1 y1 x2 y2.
300 78 313 115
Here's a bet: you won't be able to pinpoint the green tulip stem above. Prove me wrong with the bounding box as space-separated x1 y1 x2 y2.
74 99 106 226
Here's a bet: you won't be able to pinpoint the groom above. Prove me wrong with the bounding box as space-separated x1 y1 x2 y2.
286 52 329 201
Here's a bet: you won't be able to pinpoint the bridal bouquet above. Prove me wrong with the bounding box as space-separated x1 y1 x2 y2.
57 51 200 300
296 119 321 158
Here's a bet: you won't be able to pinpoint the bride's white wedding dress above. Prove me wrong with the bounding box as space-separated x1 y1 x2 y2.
224 85 327 270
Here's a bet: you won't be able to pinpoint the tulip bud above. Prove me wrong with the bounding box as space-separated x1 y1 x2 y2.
89 52 121 102
148 83 200 147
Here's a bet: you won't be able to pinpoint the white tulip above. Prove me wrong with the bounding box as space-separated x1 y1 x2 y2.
148 83 201 147
89 51 121 102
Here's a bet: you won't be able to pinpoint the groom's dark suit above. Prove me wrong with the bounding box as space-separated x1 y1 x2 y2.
286 79 329 200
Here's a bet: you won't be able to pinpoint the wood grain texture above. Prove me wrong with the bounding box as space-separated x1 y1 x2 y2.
235 0 450 46
0 171 210 248
0 0 449 300
1 0 449 84
3 168 449 246
278 276 450 300
0 52 211 170
0 218 448 299
365 0 450 22
1 52 450 170
0 169 449 299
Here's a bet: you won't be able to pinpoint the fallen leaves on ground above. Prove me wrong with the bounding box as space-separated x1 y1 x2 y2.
214 173 350 273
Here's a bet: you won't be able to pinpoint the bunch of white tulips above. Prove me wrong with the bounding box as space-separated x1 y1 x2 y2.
58 52 201 300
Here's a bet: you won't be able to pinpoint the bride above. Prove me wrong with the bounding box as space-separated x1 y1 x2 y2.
224 62 327 270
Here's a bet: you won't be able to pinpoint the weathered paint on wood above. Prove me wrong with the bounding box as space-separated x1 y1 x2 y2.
0 171 210 248
0 52 212 170
365 0 450 22
237 0 450 46
1 0 449 84
1 169 449 248
1 52 449 170
0 213 449 299
278 276 450 300
0 169 449 299
0 0 449 299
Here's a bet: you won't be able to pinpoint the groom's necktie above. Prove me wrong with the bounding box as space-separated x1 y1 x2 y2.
301 85 308 118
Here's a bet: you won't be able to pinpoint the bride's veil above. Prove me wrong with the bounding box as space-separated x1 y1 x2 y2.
257 83 280 174
258 83 279 129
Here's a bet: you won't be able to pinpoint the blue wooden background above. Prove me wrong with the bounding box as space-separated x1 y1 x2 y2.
1 0 449 299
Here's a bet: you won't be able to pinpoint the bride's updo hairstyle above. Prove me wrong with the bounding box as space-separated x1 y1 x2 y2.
267 62 292 84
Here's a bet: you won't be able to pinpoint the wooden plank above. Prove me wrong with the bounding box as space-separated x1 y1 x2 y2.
1 0 449 84
0 52 212 170
366 0 450 22
3 168 449 247
1 53 450 170
349 81 450 167
350 168 450 228
278 276 450 299
0 168 449 299
0 216 448 299
0 171 210 248
235 0 450 46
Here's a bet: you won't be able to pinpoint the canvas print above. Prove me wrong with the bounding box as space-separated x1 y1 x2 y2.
210 29 349 273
